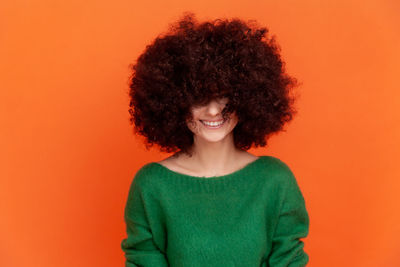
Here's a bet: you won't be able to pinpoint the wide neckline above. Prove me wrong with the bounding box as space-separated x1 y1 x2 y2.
152 156 263 180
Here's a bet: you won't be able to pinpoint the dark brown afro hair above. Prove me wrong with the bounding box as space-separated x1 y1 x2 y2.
128 11 300 156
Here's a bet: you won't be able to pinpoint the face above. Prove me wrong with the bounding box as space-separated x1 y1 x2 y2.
186 97 238 143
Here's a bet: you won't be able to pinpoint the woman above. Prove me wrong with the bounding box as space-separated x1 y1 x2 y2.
121 12 309 266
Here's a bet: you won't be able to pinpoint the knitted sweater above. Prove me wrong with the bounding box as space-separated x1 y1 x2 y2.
121 155 309 267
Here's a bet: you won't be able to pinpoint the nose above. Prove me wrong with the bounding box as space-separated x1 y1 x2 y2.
205 100 224 116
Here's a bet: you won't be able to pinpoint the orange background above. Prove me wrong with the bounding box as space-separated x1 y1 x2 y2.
1 1 400 266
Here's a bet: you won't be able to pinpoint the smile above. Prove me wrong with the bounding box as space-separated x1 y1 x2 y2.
200 119 225 129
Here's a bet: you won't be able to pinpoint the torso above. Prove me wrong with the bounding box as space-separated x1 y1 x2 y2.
157 151 259 177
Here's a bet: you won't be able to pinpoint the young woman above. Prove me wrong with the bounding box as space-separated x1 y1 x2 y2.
121 12 309 267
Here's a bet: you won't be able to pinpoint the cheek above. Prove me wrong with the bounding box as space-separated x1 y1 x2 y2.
186 119 200 133
229 120 238 130
228 114 239 126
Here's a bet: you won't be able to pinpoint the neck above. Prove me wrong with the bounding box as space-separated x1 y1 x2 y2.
178 133 245 174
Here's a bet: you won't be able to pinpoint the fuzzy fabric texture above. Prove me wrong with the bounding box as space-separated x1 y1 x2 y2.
121 155 309 267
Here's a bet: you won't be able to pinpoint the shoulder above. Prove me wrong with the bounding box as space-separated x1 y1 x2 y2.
257 156 307 207
257 155 300 187
127 162 163 193
258 155 294 174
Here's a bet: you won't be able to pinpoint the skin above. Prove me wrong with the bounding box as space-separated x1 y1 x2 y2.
158 97 259 177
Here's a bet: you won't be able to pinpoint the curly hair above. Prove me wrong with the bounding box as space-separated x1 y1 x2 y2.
127 11 300 156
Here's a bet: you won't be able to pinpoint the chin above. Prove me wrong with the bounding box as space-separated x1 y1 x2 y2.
198 130 234 143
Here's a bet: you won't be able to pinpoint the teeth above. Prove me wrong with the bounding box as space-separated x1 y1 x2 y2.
201 120 224 126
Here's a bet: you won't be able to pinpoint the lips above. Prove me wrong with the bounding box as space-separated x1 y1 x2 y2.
200 119 224 123
200 119 225 128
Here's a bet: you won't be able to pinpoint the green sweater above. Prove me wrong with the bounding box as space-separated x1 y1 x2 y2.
121 155 309 267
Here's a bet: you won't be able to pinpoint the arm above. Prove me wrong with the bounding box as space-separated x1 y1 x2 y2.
121 174 169 267
268 170 310 267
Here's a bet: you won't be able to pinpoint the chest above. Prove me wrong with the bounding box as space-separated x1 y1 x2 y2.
160 190 277 266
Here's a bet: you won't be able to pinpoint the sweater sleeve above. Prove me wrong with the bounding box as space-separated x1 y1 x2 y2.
267 168 310 267
121 172 169 267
